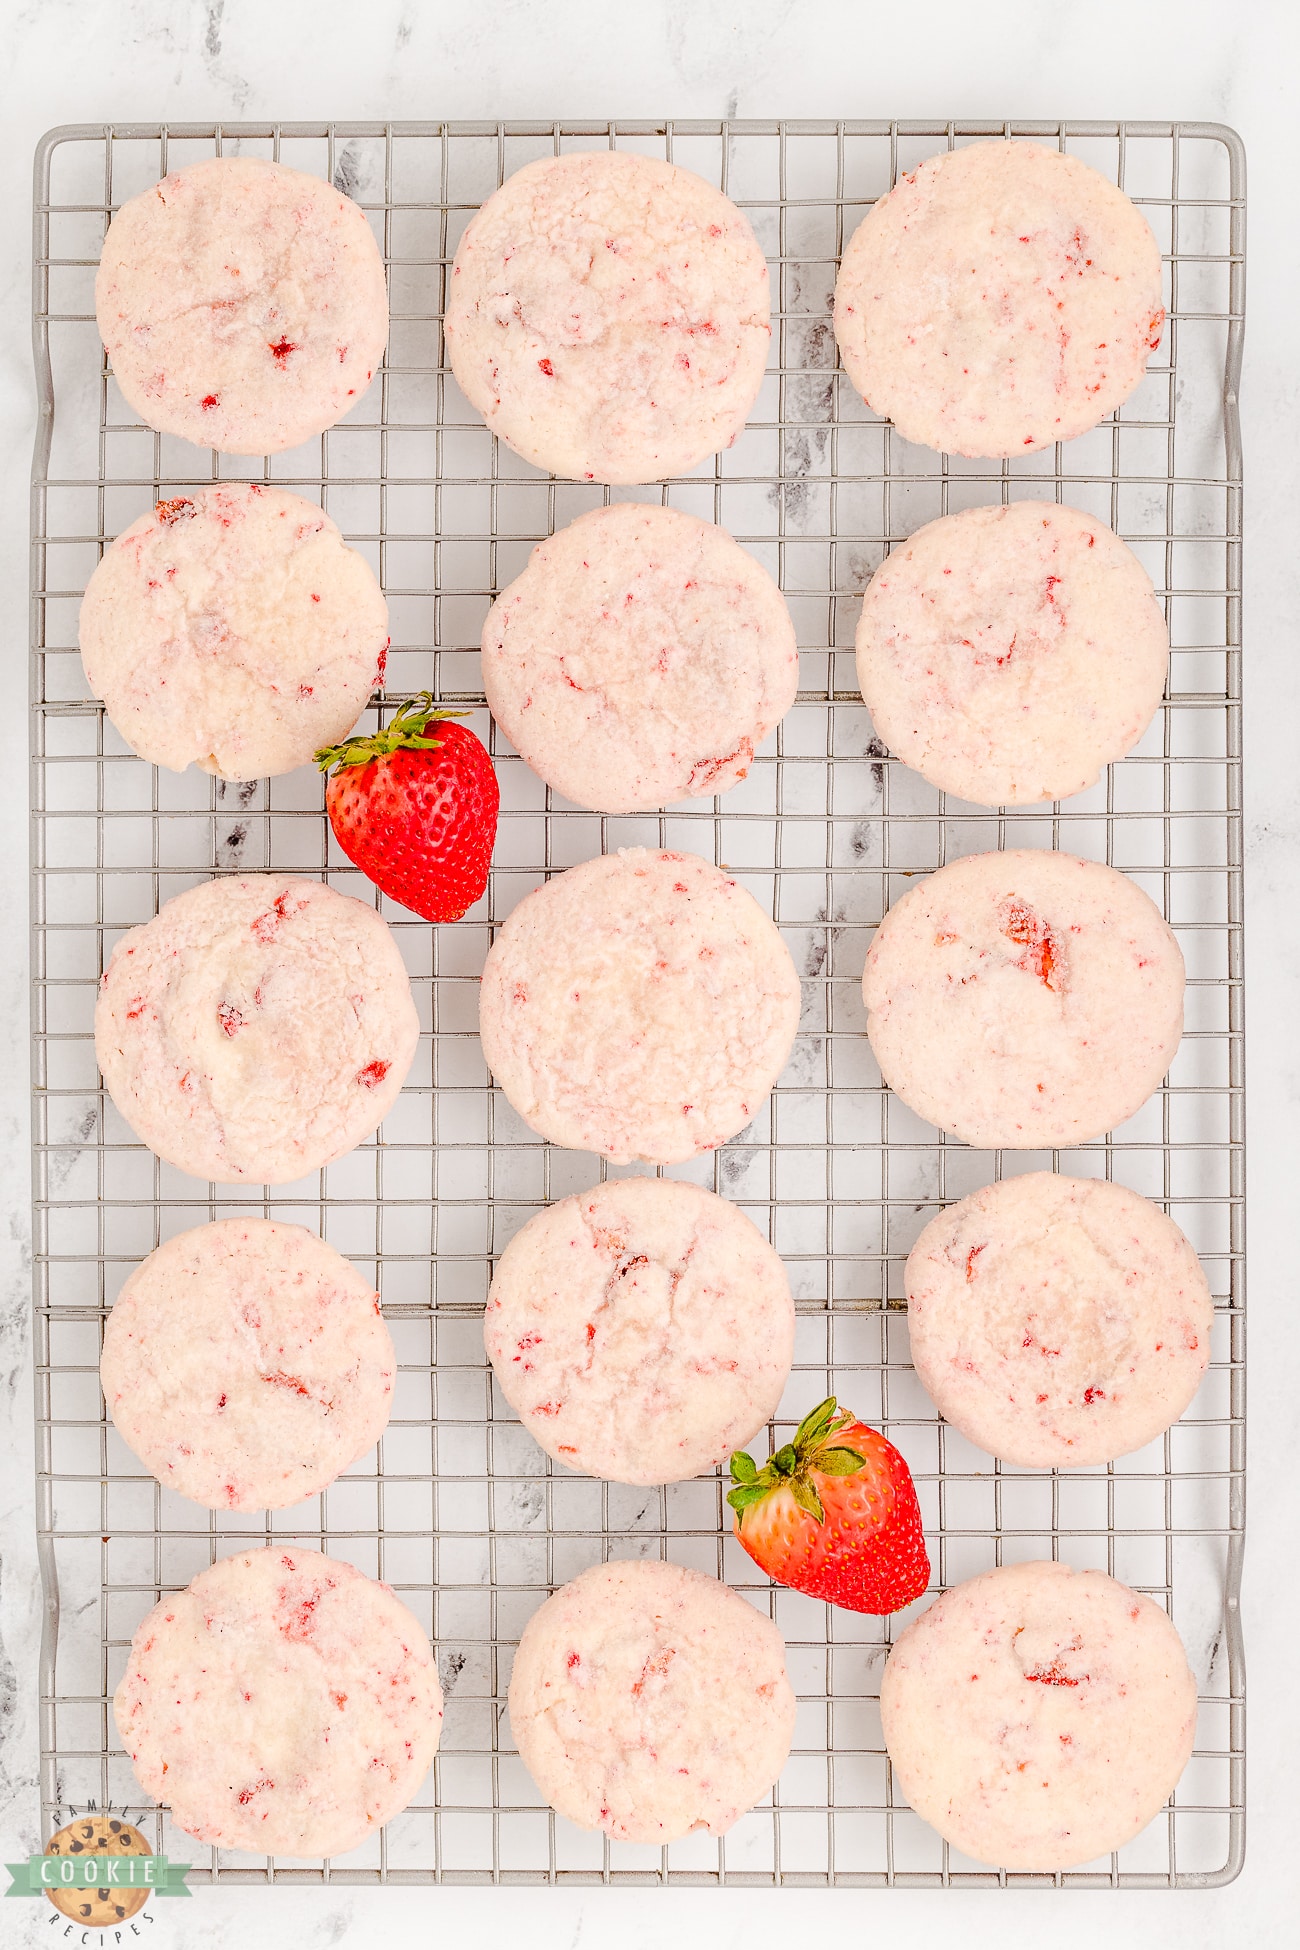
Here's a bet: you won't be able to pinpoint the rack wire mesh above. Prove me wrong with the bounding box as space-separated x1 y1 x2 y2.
29 118 1245 1889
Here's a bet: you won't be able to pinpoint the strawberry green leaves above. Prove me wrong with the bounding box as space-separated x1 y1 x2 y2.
315 693 468 773
727 1396 867 1521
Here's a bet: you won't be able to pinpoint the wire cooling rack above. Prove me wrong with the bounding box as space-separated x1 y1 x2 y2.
29 118 1245 1890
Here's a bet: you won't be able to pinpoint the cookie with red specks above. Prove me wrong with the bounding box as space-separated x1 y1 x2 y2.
482 504 797 812
485 1177 794 1484
101 1218 394 1510
114 1546 442 1857
881 1561 1197 1868
96 157 388 454
834 142 1164 458
95 874 419 1184
478 848 801 1165
444 152 770 483
905 1173 1212 1467
857 502 1169 806
509 1559 795 1844
862 849 1184 1149
80 484 388 781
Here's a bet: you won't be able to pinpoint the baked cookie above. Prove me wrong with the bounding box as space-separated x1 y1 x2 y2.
509 1559 795 1843
80 484 388 780
881 1561 1198 1868
114 1546 443 1857
905 1173 1212 1467
834 141 1164 457
478 848 801 1165
444 151 770 483
485 1177 794 1484
101 1218 395 1510
96 156 388 454
483 503 797 812
862 849 1183 1148
856 502 1169 806
95 874 419 1184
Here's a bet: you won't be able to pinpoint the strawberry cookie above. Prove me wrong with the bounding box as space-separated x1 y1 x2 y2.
483 504 797 812
101 1218 395 1510
96 874 419 1184
478 848 801 1165
485 1178 794 1484
834 141 1164 457
881 1561 1198 1868
906 1173 1212 1467
856 502 1169 806
80 484 387 780
508 1558 795 1844
96 156 388 454
115 1546 442 1857
444 152 770 483
862 849 1183 1148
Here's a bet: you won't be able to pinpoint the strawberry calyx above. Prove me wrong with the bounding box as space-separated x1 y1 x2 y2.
727 1397 867 1525
315 693 468 773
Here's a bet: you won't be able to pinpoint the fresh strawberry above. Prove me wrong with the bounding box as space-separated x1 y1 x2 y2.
728 1397 929 1615
316 694 499 923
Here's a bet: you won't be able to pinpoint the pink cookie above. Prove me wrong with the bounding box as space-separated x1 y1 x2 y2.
96 157 388 454
95 874 419 1184
478 848 801 1165
485 1177 794 1484
114 1547 442 1857
881 1561 1197 1868
905 1173 1212 1467
101 1219 395 1510
508 1559 795 1843
444 152 770 483
483 503 797 812
862 849 1184 1149
856 502 1169 806
834 142 1164 458
80 484 388 780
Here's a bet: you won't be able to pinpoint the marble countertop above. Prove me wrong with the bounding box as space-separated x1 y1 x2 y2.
1 2 1294 1945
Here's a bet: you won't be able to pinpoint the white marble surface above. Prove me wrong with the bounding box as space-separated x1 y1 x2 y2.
0 1 1295 1944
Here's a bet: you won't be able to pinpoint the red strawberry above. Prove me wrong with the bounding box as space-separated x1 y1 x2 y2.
728 1397 929 1615
316 695 499 923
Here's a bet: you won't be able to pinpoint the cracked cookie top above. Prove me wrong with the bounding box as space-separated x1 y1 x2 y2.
444 151 770 483
80 483 387 780
483 503 797 813
881 1561 1197 1869
509 1559 795 1844
102 1217 394 1511
862 848 1184 1148
95 873 419 1184
478 847 801 1165
115 1546 441 1857
905 1171 1211 1467
834 141 1164 459
856 501 1169 808
96 156 388 455
485 1175 794 1484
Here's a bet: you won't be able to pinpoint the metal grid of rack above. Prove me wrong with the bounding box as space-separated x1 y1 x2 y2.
29 118 1245 1888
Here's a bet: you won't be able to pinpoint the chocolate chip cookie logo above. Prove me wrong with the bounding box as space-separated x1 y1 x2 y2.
4 1807 190 1932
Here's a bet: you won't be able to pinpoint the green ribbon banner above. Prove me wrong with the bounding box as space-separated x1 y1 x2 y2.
5 1854 191 1897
